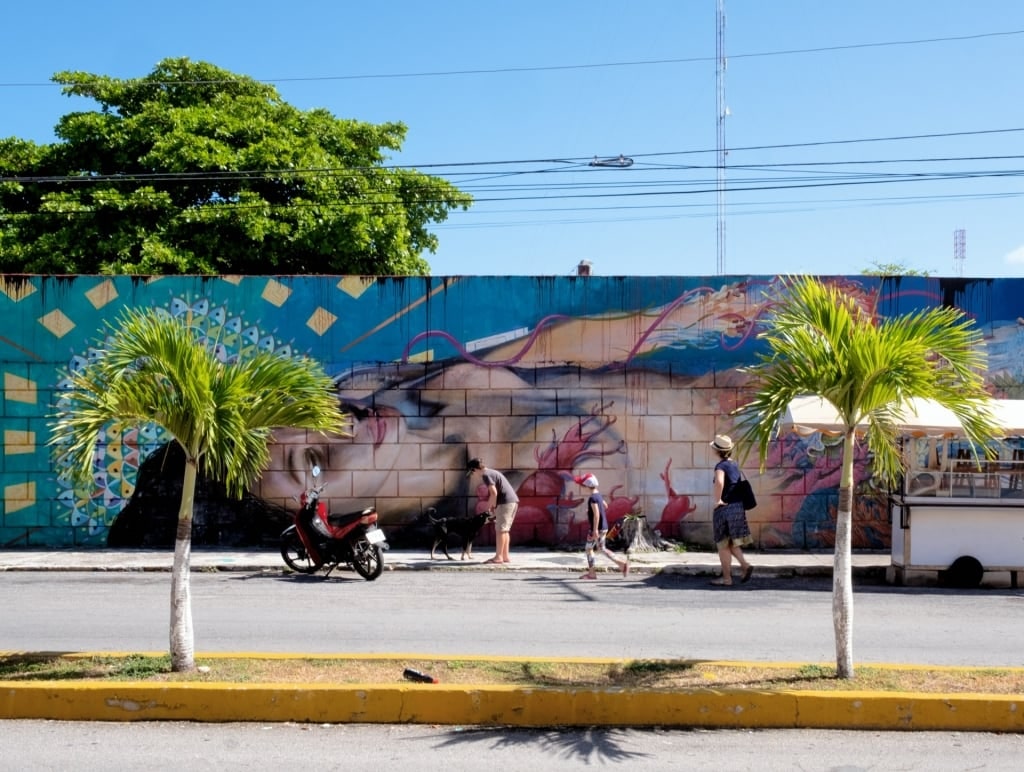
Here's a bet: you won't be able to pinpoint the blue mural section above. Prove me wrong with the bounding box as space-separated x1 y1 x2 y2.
2 274 1022 549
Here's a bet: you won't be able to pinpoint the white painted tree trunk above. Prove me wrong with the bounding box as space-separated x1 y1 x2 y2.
833 431 856 679
169 457 197 672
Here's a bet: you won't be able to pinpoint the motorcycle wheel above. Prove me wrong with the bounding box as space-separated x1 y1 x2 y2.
351 540 384 581
281 529 321 574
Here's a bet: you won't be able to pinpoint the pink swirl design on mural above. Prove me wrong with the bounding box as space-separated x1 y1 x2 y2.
400 314 572 366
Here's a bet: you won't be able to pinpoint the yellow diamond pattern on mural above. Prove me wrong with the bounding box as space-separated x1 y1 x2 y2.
0 277 37 302
85 280 118 309
4 430 34 455
261 279 292 307
4 481 36 514
38 309 75 338
307 307 337 336
4 373 37 404
338 276 375 299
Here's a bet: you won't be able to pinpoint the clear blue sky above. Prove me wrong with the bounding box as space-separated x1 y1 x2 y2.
3 1 1023 277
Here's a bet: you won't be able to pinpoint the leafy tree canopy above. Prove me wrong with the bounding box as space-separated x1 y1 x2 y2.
0 58 472 275
861 260 933 277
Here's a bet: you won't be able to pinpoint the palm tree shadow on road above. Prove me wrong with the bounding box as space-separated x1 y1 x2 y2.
427 726 654 763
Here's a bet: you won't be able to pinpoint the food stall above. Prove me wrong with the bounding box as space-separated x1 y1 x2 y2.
783 396 1024 588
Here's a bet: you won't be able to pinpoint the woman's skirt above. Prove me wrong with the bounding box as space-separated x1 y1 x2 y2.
713 500 753 550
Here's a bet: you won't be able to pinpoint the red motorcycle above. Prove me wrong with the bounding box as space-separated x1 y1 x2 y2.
280 465 387 580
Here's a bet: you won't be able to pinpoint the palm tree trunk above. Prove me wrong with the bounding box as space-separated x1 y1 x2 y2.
169 455 197 672
833 431 856 679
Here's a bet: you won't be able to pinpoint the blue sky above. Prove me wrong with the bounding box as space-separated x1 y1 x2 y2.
3 1 1023 278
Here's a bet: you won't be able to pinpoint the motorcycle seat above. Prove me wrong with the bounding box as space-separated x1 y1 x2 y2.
327 507 377 527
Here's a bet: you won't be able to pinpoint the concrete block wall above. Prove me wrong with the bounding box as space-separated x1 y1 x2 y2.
1 274 1018 550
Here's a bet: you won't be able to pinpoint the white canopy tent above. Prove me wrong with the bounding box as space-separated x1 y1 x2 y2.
780 396 1024 438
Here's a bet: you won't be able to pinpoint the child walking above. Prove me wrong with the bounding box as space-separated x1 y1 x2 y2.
575 473 629 579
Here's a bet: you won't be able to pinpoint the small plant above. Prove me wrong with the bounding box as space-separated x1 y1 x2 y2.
0 655 93 681
103 654 172 680
624 660 694 676
521 662 555 679
796 664 835 679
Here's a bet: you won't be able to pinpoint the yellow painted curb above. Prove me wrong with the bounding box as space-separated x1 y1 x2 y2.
1 681 1022 730
2 654 1022 730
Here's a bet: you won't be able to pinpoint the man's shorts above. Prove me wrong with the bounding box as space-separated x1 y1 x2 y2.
494 502 518 533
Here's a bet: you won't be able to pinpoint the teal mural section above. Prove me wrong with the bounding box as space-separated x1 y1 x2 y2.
2 274 1023 550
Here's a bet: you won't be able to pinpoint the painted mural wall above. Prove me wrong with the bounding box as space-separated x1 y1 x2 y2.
2 274 1022 551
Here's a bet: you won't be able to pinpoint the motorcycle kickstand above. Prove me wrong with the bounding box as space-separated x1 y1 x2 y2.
322 563 337 580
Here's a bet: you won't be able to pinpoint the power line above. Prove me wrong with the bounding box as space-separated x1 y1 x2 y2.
626 128 1024 160
5 128 1023 186
6 164 1021 192
401 127 1024 169
4 166 1022 222
1 29 1022 88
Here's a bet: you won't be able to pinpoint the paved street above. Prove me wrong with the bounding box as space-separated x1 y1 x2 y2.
2 569 1021 665
3 722 1024 771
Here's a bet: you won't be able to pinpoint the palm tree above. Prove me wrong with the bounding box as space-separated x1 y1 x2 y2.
50 307 349 671
732 276 1000 679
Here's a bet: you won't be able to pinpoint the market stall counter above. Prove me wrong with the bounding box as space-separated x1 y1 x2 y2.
783 396 1024 589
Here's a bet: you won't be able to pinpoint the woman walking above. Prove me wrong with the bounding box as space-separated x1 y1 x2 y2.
710 435 754 586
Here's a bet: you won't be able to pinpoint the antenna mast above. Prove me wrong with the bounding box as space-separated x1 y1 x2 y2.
716 0 727 275
953 228 966 276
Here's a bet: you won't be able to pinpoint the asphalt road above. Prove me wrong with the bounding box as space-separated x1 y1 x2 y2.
2 570 1022 665
3 722 1024 771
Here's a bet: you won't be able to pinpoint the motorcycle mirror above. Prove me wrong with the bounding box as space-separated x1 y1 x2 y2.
311 465 321 479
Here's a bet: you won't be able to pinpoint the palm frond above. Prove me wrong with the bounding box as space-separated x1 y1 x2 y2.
50 308 350 496
733 275 1000 485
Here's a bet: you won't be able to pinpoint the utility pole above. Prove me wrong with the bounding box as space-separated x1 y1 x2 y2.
716 0 727 275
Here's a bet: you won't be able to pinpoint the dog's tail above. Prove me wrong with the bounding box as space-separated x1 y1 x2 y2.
425 506 440 524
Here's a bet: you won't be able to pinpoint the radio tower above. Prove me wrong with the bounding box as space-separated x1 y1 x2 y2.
953 228 966 276
715 0 727 275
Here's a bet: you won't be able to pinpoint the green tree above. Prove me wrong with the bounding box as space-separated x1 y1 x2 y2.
732 275 1000 679
50 308 349 671
1 58 471 275
861 261 932 277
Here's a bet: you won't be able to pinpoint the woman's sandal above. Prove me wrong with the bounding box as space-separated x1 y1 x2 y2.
709 578 732 586
741 565 754 584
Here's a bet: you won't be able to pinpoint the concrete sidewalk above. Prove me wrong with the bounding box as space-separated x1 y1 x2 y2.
0 546 892 579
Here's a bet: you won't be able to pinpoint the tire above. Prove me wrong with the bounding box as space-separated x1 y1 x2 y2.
351 539 384 581
281 528 321 574
943 555 984 589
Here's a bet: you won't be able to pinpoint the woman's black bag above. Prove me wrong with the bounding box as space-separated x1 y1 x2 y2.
726 472 757 511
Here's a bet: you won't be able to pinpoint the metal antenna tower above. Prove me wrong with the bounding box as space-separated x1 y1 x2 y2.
716 0 727 275
953 228 966 276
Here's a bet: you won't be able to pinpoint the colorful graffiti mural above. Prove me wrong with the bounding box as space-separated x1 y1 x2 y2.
2 274 1022 550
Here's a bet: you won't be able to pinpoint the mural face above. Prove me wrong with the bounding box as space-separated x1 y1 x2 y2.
2 274 1021 550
